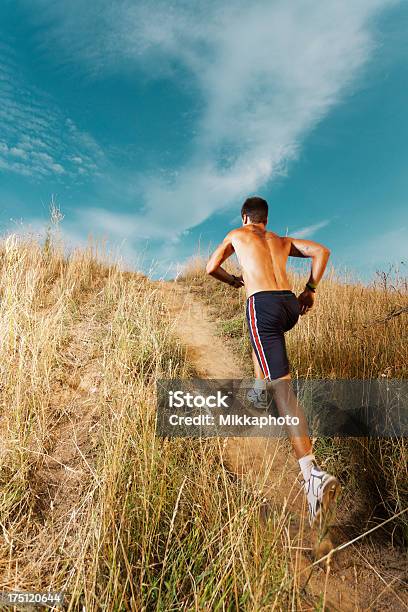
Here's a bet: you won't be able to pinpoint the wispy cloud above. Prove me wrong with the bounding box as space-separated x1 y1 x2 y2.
0 42 104 179
290 220 331 238
21 0 397 240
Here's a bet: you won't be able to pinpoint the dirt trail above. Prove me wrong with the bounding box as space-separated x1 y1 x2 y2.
161 282 302 508
160 281 408 612
162 283 242 378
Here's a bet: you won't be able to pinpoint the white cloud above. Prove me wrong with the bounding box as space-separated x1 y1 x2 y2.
11 0 401 279
290 219 331 238
9 147 28 160
0 43 105 179
22 0 396 241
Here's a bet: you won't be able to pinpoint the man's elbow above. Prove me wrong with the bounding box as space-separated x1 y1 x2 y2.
313 246 330 264
321 246 331 259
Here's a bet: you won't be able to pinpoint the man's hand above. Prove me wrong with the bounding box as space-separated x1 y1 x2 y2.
297 288 315 315
230 274 244 288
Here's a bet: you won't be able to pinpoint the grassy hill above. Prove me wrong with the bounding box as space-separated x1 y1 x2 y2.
0 235 305 609
0 234 406 609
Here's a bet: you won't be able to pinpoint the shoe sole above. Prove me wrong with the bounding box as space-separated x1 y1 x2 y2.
312 476 341 530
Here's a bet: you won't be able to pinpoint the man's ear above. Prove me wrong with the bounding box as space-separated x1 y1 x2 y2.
242 214 248 225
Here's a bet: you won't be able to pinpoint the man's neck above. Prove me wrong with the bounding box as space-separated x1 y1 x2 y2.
245 222 267 230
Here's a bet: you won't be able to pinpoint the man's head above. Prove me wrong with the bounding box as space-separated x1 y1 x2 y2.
241 196 268 225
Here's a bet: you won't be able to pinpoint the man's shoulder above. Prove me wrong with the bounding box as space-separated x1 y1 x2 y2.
224 227 245 240
266 230 288 242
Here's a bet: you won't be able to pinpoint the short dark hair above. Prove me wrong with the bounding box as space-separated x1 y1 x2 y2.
241 196 268 223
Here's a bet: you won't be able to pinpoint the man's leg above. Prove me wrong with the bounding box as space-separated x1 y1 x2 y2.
251 354 312 458
268 373 340 527
246 349 267 408
268 373 312 459
246 295 312 454
246 292 340 527
252 348 264 380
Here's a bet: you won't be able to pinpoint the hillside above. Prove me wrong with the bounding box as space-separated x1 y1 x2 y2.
0 236 406 610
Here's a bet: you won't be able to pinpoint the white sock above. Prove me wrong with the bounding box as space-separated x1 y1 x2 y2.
298 453 316 482
253 378 266 392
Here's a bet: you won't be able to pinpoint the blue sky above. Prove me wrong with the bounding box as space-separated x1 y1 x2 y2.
0 0 407 279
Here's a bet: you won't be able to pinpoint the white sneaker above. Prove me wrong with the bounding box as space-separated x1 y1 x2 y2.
304 464 340 528
246 388 267 410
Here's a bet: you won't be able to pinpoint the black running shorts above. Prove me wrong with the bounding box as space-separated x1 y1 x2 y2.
246 290 300 380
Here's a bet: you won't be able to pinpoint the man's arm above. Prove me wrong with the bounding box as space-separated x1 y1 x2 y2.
288 237 331 314
206 233 244 288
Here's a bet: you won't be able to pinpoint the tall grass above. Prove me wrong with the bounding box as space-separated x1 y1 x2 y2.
182 257 408 379
0 235 322 609
181 257 408 545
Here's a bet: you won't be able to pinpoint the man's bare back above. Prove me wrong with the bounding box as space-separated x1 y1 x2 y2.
227 225 292 297
207 221 330 313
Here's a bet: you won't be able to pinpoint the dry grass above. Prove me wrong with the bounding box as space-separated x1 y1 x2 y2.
181 257 408 546
182 257 408 379
0 234 328 610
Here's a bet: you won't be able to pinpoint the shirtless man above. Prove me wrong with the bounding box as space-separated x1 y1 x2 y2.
206 196 340 527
